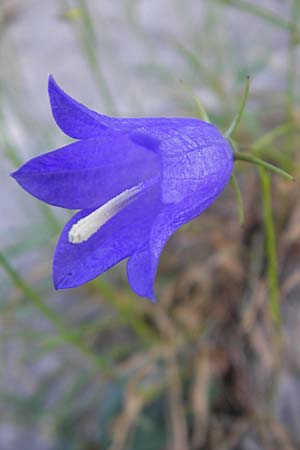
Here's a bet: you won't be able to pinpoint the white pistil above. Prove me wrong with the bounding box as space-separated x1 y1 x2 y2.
68 183 143 244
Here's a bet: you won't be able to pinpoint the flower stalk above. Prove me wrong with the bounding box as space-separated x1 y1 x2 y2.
224 76 250 138
230 174 244 225
234 151 295 181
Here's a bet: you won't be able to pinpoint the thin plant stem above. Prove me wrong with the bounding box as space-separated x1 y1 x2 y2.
92 279 160 344
287 0 300 121
259 168 281 330
219 0 298 32
225 76 250 138
193 96 211 123
0 252 113 375
234 151 295 181
0 252 64 329
258 170 282 415
180 80 211 122
252 122 296 152
167 354 189 450
287 0 300 119
75 0 117 114
0 112 60 235
230 174 244 225
171 41 226 99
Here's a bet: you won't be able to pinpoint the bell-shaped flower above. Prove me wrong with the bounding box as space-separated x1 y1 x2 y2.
12 76 233 301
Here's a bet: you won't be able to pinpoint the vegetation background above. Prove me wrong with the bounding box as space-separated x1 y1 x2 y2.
0 0 300 449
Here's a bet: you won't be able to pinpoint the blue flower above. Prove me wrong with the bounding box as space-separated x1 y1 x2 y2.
12 76 233 301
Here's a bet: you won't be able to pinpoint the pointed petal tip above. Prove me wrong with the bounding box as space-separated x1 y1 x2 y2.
127 250 159 303
53 281 61 291
53 262 78 291
10 167 25 187
53 275 68 290
48 74 62 96
53 271 78 290
48 74 63 100
48 74 59 89
130 283 157 303
48 74 56 95
148 294 157 303
10 169 18 179
47 72 110 139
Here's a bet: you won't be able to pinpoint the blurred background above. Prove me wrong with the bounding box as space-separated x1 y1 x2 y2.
1 0 300 449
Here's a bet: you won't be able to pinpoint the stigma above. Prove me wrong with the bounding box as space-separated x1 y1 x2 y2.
68 183 144 244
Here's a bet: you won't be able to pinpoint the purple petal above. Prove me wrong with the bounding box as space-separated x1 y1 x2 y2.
12 131 159 209
49 76 208 141
127 162 233 300
53 184 162 289
126 245 157 301
158 123 233 203
48 75 114 138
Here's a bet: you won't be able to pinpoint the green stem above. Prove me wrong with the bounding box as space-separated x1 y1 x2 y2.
193 95 210 122
219 0 298 32
252 122 296 152
180 80 210 122
0 252 64 329
0 113 60 234
259 168 281 329
75 0 117 114
286 0 300 151
230 174 244 224
225 76 250 138
287 0 300 121
172 41 226 99
92 279 159 344
234 151 295 181
0 252 113 375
